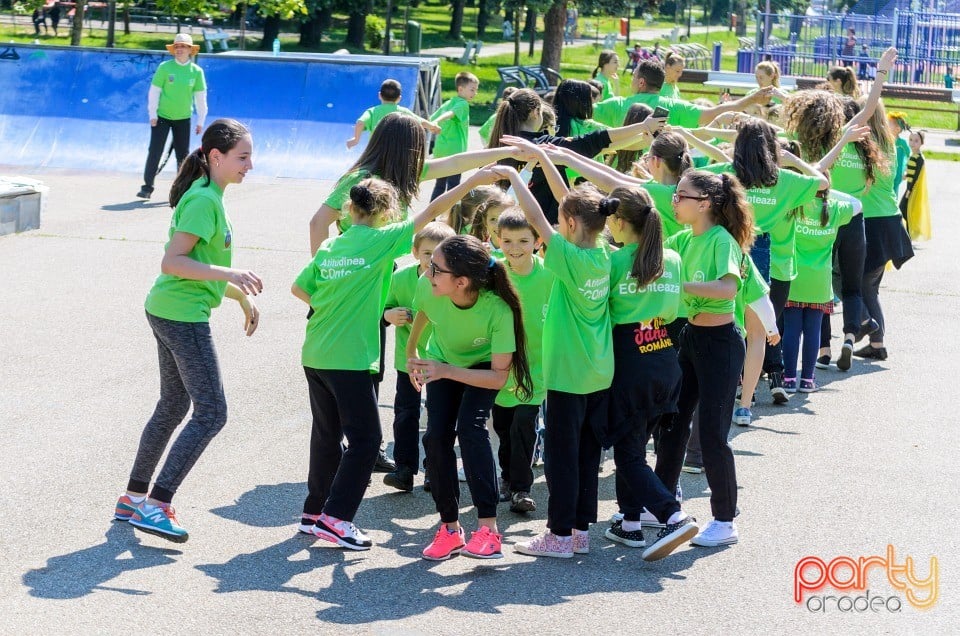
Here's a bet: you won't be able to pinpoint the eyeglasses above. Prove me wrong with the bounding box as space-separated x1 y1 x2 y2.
428 260 454 277
672 192 709 203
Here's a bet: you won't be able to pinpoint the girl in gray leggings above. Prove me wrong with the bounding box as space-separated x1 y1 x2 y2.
114 119 262 543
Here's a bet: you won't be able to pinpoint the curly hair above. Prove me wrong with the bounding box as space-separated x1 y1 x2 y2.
783 89 846 162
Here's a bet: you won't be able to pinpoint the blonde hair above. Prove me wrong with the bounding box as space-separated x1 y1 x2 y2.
755 61 781 87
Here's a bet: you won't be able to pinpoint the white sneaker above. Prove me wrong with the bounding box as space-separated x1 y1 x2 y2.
690 519 738 547
639 508 665 528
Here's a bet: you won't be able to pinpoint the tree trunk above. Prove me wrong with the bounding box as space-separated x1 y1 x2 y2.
300 6 331 47
346 11 366 49
477 0 488 39
70 0 85 45
123 6 130 35
524 7 535 34
735 0 747 37
260 16 280 50
449 0 465 40
540 1 564 72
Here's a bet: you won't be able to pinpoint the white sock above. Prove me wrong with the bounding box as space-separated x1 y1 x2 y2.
622 520 642 532
667 511 688 525
126 494 145 503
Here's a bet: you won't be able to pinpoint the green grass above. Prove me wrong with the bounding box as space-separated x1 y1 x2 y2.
926 150 960 161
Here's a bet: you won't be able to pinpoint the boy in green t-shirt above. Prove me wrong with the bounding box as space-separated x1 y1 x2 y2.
429 72 479 200
346 79 440 149
381 222 455 492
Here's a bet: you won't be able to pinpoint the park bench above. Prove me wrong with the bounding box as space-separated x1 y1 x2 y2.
455 40 482 64
495 65 562 101
601 33 617 49
202 28 230 53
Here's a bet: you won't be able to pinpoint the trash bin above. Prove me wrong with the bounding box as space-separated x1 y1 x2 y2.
406 20 421 55
620 18 628 37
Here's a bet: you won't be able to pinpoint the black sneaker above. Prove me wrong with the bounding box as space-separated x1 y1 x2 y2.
836 339 854 371
604 519 646 548
383 466 414 492
136 186 152 199
816 354 831 369
373 450 396 473
498 477 511 502
853 344 888 360
769 371 790 405
855 318 880 343
642 515 699 562
509 491 536 513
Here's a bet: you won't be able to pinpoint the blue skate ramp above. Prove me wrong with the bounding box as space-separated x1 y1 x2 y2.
0 44 440 180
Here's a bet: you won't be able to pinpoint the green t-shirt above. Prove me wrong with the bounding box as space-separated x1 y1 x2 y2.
566 118 610 180
642 181 688 241
323 168 423 232
152 59 206 121
789 196 855 303
893 136 910 194
478 112 496 146
144 179 229 323
734 252 769 335
430 95 470 158
704 163 821 281
593 94 702 129
358 103 417 133
597 73 617 100
659 83 681 100
385 263 431 373
542 234 613 394
296 220 415 371
608 244 682 325
829 143 870 202
860 148 899 219
673 225 743 317
496 256 554 407
413 276 516 368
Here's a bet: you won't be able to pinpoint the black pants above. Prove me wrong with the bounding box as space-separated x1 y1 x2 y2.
430 173 462 201
143 117 191 191
761 278 790 374
424 371 499 523
392 371 424 473
303 368 381 521
613 417 680 523
544 389 607 536
821 215 866 346
862 264 886 343
491 404 539 492
657 323 743 521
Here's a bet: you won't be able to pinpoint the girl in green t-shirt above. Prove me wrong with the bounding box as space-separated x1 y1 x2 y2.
407 235 532 561
659 51 684 100
608 103 653 175
592 49 620 100
495 140 616 560
467 186 513 256
120 120 260 544
659 169 753 549
292 169 504 551
603 185 700 561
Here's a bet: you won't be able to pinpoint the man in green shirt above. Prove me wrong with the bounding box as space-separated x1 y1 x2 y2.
137 34 208 200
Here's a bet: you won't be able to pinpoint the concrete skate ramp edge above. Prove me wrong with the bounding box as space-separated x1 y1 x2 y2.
0 44 439 180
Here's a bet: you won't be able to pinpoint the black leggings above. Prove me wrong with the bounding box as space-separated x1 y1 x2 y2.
821 215 867 345
492 404 539 492
142 117 191 190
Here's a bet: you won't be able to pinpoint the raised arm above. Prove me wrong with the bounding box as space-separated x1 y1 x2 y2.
494 165 557 244
779 149 830 191
849 47 897 129
815 124 870 172
697 87 775 126
424 146 531 180
676 127 731 163
542 144 641 191
412 166 504 231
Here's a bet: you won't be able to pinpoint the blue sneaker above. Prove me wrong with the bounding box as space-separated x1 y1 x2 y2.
129 502 189 543
732 406 752 427
114 494 141 520
783 378 798 394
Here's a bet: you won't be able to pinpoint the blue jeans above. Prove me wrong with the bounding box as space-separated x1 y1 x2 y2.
783 307 824 381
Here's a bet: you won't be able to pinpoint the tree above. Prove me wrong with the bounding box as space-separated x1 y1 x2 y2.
70 0 85 44
246 0 308 49
449 0 466 39
344 0 373 48
299 0 334 48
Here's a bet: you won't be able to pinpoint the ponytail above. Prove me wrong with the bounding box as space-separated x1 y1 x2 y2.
489 88 541 148
169 118 249 208
684 170 755 249
610 186 664 286
169 148 209 208
487 260 534 402
650 131 693 179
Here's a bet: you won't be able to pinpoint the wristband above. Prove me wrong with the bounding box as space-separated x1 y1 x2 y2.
877 69 889 75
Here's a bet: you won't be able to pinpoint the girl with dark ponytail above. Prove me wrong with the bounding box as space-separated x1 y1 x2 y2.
118 119 260 543
407 234 531 561
292 167 505 551
655 169 751 550
603 185 700 560
592 49 620 100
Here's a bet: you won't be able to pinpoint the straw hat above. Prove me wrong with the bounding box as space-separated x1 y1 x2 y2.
165 33 200 55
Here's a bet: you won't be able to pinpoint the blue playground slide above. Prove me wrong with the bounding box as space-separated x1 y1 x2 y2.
0 44 440 180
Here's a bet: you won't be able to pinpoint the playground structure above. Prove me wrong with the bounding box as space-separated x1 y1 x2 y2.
740 7 960 86
0 45 441 180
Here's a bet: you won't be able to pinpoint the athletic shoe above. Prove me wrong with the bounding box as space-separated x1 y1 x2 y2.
855 318 880 343
383 466 415 492
783 377 798 394
572 530 589 554
498 477 511 502
135 186 152 199
373 450 396 473
114 494 142 520
853 344 888 360
798 378 818 393
642 515 699 561
836 340 854 371
768 372 790 404
462 526 503 559
514 531 573 559
732 406 752 427
691 519 739 547
509 491 536 513
298 513 321 534
312 514 372 550
639 508 665 529
605 520 646 548
681 461 703 474
422 525 465 561
816 354 831 370
129 502 188 543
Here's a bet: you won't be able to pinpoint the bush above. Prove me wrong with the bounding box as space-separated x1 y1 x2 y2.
366 14 385 50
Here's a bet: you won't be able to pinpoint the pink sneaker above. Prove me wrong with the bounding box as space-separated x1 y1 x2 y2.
462 526 503 559
422 525 466 561
514 531 573 559
572 530 589 554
